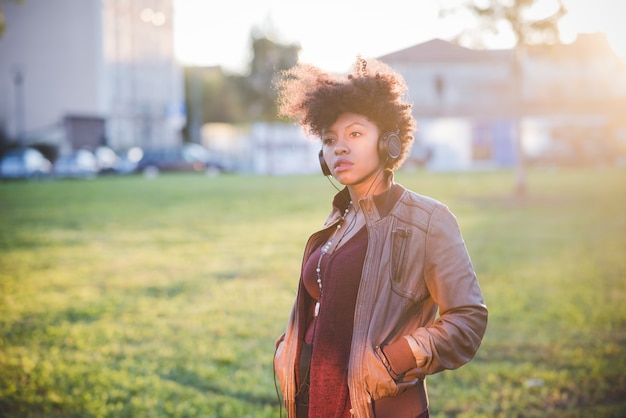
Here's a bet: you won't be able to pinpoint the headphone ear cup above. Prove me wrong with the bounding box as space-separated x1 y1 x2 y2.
387 132 402 160
319 149 331 176
380 132 402 160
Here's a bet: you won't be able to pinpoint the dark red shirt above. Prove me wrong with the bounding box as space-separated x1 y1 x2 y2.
302 226 367 417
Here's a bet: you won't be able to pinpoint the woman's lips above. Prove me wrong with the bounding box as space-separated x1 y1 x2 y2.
333 159 353 172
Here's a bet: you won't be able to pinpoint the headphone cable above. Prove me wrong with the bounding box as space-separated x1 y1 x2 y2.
273 343 284 418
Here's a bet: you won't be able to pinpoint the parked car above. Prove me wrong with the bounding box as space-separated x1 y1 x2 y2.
135 143 227 177
94 146 121 174
0 147 52 179
115 147 143 174
54 149 99 179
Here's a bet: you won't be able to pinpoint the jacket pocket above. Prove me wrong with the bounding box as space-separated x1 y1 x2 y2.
391 226 411 284
374 344 401 381
390 226 428 303
369 344 424 401
369 344 401 398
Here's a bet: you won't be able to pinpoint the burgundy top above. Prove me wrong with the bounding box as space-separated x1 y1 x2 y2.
301 226 367 418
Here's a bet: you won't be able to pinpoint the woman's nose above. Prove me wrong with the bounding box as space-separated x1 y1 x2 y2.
334 136 349 154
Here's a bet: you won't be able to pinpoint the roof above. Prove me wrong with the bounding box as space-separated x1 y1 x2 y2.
380 35 624 67
378 38 509 64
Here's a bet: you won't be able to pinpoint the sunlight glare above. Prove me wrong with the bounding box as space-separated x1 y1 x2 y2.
173 0 626 73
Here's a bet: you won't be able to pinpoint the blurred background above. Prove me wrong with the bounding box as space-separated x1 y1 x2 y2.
1 2 625 417
0 0 624 181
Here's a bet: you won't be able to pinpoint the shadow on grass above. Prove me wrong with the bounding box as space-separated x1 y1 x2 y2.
161 367 278 408
4 304 108 342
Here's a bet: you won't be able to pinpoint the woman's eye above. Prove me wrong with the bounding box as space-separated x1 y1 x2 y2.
350 131 361 138
322 137 335 145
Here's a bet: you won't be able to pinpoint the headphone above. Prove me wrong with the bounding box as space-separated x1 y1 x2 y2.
319 131 402 176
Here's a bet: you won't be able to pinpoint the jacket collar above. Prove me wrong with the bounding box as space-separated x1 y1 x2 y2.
330 180 406 224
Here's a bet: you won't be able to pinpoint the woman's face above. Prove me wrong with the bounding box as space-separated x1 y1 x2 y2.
322 113 384 190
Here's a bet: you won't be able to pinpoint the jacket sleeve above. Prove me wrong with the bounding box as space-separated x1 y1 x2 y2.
406 203 488 375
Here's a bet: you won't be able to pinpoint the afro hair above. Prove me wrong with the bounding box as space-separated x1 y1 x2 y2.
275 57 416 171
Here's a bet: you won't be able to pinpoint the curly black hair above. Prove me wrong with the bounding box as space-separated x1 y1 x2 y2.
275 57 416 171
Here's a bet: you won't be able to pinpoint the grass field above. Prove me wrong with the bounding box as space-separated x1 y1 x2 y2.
1 168 625 417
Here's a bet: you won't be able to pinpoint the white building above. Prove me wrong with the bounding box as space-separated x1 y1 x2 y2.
380 36 626 169
0 0 184 154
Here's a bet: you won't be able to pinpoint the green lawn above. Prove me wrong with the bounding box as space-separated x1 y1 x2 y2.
0 168 625 417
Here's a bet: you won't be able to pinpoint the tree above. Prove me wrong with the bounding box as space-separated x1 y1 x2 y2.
182 66 250 142
244 30 300 121
0 0 25 39
443 0 567 197
182 31 300 141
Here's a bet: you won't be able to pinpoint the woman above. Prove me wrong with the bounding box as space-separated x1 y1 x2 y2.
273 57 488 418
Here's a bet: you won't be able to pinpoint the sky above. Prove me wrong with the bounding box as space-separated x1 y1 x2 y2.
172 0 626 74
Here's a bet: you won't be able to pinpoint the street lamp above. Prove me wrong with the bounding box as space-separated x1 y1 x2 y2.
13 68 25 144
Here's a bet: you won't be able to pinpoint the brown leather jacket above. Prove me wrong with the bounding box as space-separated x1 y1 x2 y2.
274 184 488 417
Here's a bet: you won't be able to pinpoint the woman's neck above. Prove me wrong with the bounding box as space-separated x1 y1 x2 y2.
348 173 392 202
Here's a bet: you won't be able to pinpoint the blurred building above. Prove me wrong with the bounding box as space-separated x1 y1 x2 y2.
380 35 626 170
207 35 626 175
0 0 184 155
